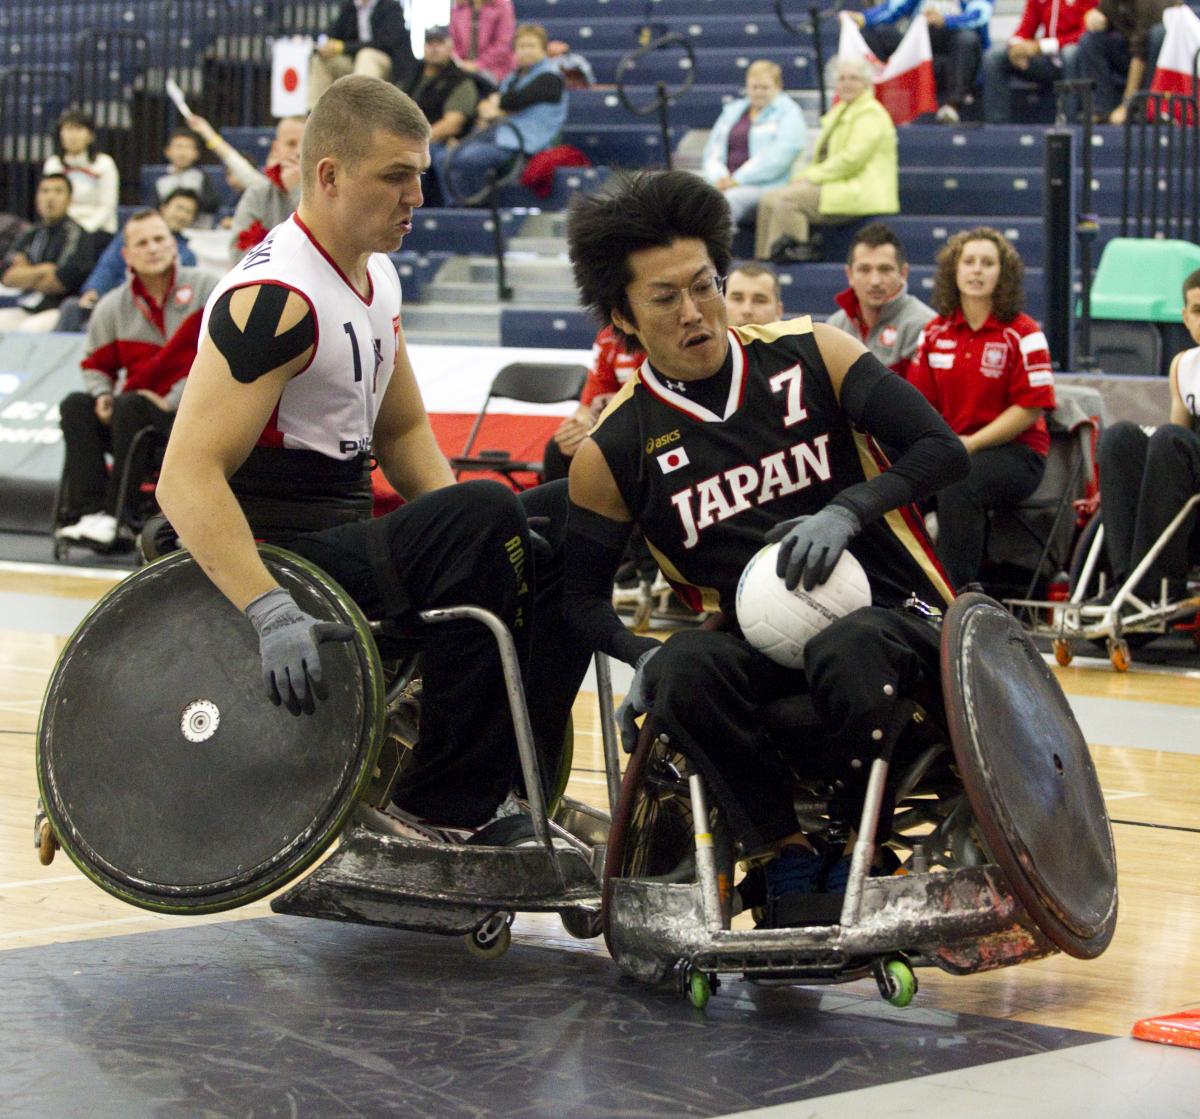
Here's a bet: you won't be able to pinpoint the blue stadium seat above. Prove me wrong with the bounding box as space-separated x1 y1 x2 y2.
404 209 524 255
221 126 273 164
499 308 597 350
562 124 687 168
540 14 838 53
389 251 453 304
566 86 735 129
584 46 818 87
494 165 613 210
897 124 1127 171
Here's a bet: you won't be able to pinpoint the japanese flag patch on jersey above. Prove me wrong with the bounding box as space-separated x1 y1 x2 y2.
657 446 690 473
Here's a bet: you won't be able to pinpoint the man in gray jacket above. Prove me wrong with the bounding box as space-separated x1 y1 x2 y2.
826 223 934 381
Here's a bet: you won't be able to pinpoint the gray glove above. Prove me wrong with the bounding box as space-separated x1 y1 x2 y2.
765 504 862 592
245 588 355 716
616 645 661 753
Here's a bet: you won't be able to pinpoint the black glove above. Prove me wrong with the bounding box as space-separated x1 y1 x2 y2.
615 644 661 753
245 588 355 716
765 504 862 592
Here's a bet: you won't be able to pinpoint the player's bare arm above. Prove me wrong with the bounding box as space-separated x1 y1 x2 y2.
568 437 632 522
1169 353 1194 428
156 282 316 610
810 320 870 400
369 320 455 499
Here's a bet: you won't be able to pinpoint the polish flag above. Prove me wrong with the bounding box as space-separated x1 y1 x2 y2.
1148 5 1200 123
837 13 937 126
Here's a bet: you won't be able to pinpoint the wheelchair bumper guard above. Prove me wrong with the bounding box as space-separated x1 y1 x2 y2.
271 825 602 936
606 865 1055 986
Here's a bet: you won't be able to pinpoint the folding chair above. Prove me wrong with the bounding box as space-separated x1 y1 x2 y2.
449 361 588 491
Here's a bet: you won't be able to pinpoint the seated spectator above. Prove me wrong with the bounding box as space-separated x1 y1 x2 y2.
1096 268 1200 603
438 24 566 204
700 61 808 229
910 227 1055 588
184 112 268 195
452 0 516 86
725 262 785 326
826 222 935 378
755 57 898 263
57 189 202 334
43 109 120 238
846 0 994 123
154 128 221 216
544 324 644 484
56 210 219 549
983 0 1094 122
405 25 480 207
1077 0 1173 123
0 174 98 334
228 116 307 263
0 212 31 260
309 0 418 108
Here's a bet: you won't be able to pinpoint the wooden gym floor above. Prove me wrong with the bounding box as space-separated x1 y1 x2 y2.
2 561 1199 1117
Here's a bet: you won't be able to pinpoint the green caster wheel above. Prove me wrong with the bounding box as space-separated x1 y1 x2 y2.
465 913 513 960
687 968 712 1010
881 958 917 1008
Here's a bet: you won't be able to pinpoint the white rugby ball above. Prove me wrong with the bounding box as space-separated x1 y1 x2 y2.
736 543 872 669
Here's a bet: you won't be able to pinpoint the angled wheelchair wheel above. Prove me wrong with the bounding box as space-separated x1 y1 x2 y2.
941 593 1118 959
602 730 733 957
37 546 386 914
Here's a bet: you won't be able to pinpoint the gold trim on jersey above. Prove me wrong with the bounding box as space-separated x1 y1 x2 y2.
588 378 638 434
644 535 722 613
851 432 954 606
732 315 815 347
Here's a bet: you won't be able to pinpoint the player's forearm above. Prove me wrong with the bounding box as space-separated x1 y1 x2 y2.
156 459 277 610
376 419 455 498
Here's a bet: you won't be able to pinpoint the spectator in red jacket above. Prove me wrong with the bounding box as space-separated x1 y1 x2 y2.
910 227 1056 587
983 0 1098 121
543 324 644 482
56 209 218 549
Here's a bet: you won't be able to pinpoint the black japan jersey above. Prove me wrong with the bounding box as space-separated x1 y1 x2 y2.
589 318 953 614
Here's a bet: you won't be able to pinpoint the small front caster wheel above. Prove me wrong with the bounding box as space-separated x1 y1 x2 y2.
880 958 917 1008
687 968 712 1010
37 819 58 866
560 907 603 940
464 914 512 960
1108 637 1131 673
1052 638 1073 667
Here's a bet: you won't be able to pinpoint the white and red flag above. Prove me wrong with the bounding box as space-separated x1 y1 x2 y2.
837 13 937 125
1148 5 1200 122
271 37 312 118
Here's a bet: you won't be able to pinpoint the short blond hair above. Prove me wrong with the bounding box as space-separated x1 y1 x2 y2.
515 23 548 48
746 60 784 88
301 75 430 187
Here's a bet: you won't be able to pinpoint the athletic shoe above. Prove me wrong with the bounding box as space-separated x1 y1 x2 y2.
936 103 960 124
58 512 119 547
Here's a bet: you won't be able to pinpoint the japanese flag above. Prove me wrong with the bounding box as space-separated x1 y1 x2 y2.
657 447 690 474
272 37 312 118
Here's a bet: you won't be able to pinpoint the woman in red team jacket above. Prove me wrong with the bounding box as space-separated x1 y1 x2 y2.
909 226 1057 588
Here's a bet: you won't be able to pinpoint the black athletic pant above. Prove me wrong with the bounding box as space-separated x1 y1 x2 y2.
863 24 983 108
1097 421 1200 598
281 478 593 826
59 391 173 522
935 441 1045 588
642 607 943 855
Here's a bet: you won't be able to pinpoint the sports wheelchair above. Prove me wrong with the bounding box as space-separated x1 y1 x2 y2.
34 545 616 958
600 594 1118 1009
1009 498 1200 672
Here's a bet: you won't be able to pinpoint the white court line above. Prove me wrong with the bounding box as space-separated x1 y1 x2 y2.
0 559 126 582
0 914 167 941
0 874 84 889
1101 788 1147 802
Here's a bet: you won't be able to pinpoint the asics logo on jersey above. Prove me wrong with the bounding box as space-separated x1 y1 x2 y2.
669 433 833 549
645 429 681 454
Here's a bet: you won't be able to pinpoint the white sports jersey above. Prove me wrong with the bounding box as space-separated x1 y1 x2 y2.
1176 345 1200 419
201 213 401 459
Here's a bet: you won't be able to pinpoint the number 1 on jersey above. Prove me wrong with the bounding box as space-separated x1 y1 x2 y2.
343 321 363 382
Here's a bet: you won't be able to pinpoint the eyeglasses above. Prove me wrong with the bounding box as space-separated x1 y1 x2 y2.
630 273 726 317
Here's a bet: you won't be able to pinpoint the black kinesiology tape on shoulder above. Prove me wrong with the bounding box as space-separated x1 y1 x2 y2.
208 284 316 383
